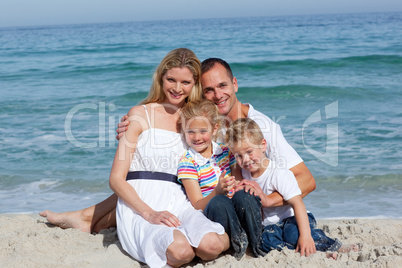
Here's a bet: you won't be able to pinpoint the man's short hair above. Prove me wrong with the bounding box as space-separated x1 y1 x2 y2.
201 58 234 80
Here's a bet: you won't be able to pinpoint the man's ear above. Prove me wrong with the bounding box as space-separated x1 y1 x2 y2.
233 77 238 93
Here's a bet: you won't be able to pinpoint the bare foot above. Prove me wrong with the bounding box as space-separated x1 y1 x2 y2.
326 252 338 260
337 244 359 253
39 210 91 233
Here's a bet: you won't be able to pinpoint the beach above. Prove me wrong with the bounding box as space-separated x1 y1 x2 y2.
1 11 401 268
1 214 401 267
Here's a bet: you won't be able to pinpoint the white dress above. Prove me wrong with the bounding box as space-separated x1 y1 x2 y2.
116 106 224 268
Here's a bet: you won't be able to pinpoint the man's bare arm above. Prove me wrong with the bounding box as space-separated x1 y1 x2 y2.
265 162 316 207
116 114 129 140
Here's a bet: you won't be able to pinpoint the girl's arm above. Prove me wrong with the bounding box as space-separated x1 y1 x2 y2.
181 170 233 210
286 195 316 257
109 106 180 227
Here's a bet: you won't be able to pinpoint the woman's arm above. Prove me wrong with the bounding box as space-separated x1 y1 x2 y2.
109 106 180 227
286 195 316 257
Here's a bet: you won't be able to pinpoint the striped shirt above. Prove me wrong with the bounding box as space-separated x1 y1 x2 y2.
177 142 236 197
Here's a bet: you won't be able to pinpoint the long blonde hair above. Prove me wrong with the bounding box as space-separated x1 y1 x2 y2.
140 48 202 105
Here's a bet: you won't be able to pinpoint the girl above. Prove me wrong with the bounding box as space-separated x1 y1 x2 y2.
177 99 242 210
177 99 246 258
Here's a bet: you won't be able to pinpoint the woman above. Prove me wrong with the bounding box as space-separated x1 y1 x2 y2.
42 48 229 268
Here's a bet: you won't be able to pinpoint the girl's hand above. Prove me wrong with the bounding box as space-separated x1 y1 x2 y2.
218 170 235 195
296 235 316 257
116 114 129 140
143 210 181 227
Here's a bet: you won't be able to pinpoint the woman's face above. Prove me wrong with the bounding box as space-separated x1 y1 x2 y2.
162 67 195 107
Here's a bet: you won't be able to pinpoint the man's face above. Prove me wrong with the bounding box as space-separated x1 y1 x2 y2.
201 63 238 117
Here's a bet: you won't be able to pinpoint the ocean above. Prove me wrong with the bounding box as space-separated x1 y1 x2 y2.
0 12 401 218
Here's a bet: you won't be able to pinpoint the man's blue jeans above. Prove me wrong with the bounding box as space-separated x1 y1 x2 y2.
204 190 266 259
260 213 342 253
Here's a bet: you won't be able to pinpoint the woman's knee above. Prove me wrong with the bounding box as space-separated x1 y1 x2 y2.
196 233 225 260
167 233 195 264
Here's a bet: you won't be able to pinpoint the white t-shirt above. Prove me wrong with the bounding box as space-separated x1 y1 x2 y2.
247 104 303 170
241 161 302 226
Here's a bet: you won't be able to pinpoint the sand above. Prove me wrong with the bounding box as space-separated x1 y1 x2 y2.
1 214 401 268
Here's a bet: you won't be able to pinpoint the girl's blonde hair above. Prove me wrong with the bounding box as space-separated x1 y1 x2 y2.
140 48 202 105
225 118 264 148
180 99 222 139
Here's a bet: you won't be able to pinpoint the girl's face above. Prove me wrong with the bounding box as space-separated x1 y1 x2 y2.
184 116 218 158
162 67 195 107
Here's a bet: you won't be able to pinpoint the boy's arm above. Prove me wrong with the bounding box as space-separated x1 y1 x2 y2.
286 195 316 257
265 162 315 207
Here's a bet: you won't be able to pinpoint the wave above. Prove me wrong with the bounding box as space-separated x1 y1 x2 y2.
231 54 402 71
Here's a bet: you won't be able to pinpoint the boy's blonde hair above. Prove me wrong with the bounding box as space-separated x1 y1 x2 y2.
225 118 264 148
140 48 202 105
180 99 221 137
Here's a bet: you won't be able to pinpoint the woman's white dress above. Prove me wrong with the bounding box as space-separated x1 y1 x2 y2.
116 108 224 268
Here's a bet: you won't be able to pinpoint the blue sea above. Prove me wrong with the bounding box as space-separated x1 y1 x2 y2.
0 12 401 219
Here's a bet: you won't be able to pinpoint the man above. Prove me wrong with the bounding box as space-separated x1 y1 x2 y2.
198 58 315 258
39 58 315 235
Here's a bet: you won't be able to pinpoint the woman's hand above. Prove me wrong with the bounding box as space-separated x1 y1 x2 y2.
296 234 316 257
143 210 181 228
116 114 129 140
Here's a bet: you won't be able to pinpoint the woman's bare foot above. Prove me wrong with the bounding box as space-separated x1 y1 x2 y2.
39 210 92 233
337 244 359 253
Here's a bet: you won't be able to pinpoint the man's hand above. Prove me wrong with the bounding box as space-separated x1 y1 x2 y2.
116 114 129 140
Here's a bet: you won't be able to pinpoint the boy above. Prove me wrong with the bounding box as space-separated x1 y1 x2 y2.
225 118 352 258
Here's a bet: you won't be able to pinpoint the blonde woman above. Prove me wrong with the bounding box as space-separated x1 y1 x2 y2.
42 48 229 268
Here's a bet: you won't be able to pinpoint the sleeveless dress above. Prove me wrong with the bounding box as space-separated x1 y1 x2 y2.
116 105 224 268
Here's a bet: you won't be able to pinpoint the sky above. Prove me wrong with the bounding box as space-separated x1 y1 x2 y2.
1 0 402 27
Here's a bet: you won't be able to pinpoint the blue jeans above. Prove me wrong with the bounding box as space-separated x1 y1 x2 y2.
260 213 342 253
204 190 266 259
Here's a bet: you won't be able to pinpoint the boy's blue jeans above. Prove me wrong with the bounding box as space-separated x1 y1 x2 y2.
204 190 342 258
260 213 342 253
204 190 266 259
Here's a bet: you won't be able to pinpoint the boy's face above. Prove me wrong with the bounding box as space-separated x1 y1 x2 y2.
230 138 267 175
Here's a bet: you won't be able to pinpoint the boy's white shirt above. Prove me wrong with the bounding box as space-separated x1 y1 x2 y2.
241 160 303 226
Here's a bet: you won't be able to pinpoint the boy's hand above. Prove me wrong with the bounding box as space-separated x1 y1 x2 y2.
296 235 316 257
235 179 264 195
116 114 129 140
